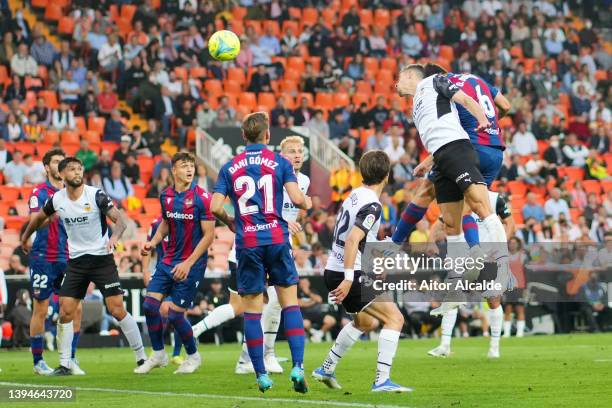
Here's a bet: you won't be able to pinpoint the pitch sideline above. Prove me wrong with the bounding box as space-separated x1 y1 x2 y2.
0 381 412 408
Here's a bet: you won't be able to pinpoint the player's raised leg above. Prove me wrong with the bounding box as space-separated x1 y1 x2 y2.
392 178 434 244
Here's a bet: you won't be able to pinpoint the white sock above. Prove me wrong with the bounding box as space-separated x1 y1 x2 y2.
239 340 251 363
375 329 400 386
503 320 512 337
262 287 282 357
440 308 458 348
322 322 363 373
516 320 525 337
482 215 509 259
488 306 503 349
118 313 147 362
57 321 74 368
446 234 468 261
199 304 235 332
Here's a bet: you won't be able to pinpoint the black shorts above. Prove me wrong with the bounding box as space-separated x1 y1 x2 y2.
431 139 486 203
504 288 527 305
59 254 124 300
324 269 376 314
228 261 237 294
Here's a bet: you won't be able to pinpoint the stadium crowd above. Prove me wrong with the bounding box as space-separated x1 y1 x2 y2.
0 0 611 345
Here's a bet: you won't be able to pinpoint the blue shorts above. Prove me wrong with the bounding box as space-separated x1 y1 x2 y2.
147 262 205 309
30 260 67 301
475 145 503 188
427 145 503 188
236 243 298 295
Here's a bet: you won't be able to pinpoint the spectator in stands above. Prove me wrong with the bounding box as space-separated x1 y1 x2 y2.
328 109 356 158
76 90 100 118
51 101 76 131
379 192 397 234
23 154 45 185
53 40 73 72
32 96 51 127
152 151 172 180
315 62 341 93
511 122 538 156
194 99 215 130
562 133 589 167
112 135 134 166
2 113 24 142
571 85 593 116
98 82 119 115
280 26 299 57
590 127 610 156
103 161 134 204
0 138 13 171
247 64 272 94
401 25 423 57
369 96 389 128
3 149 27 186
30 32 56 68
393 155 414 188
523 192 546 222
580 272 610 332
76 138 98 172
139 119 162 156
385 126 406 165
532 114 553 141
210 106 232 127
92 149 112 180
58 70 81 104
545 188 571 221
442 14 461 45
176 99 196 148
293 96 314 126
585 149 610 181
103 109 128 143
123 154 141 186
571 180 588 210
4 74 25 102
366 128 389 152
10 43 38 78
306 110 329 139
217 95 235 120
350 102 373 129
147 167 172 198
5 253 26 275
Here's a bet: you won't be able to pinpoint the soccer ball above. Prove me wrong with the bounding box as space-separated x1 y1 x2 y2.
208 30 241 62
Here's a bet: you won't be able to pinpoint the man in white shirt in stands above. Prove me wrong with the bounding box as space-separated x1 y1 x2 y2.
562 133 589 167
10 43 38 77
544 188 571 221
98 34 122 73
511 122 538 157
4 150 28 186
23 154 46 185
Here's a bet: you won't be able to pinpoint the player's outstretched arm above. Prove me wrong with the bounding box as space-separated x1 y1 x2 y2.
210 192 235 232
330 226 366 304
494 93 511 118
20 210 50 253
413 155 434 177
285 181 310 210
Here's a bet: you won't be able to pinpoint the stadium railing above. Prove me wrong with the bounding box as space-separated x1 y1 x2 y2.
195 128 235 175
298 126 355 172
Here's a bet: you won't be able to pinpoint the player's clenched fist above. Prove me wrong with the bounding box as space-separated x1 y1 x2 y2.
141 242 153 257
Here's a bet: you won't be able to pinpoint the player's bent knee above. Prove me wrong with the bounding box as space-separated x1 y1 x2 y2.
414 181 436 207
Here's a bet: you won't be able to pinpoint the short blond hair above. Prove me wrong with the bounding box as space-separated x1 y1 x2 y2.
280 135 305 152
242 111 269 143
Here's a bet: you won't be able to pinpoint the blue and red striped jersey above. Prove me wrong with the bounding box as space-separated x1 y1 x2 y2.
147 216 168 267
28 181 68 263
160 184 214 267
214 143 297 250
447 73 505 150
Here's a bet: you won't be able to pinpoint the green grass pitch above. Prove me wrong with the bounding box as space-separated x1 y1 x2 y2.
1 334 611 408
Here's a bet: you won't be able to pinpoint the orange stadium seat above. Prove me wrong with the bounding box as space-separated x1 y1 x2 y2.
359 9 373 26
582 180 602 195
288 7 302 20
352 93 370 107
238 92 257 110
31 0 49 8
258 93 276 110
88 116 106 133
321 9 336 27
58 16 75 35
315 92 333 110
121 4 137 21
232 7 248 20
1 186 19 202
14 142 36 156
43 130 59 144
280 79 298 94
205 79 223 97
227 68 246 85
263 21 280 37
333 93 350 107
302 8 319 26
374 9 390 26
507 180 528 196
439 45 454 62
44 4 62 22
83 130 101 144
190 66 207 79
282 21 300 35
143 198 161 215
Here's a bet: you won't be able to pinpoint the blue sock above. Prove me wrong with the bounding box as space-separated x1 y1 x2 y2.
168 309 196 355
244 312 266 376
462 215 480 248
31 335 44 365
282 305 305 368
392 203 428 243
71 331 80 359
173 327 183 357
143 296 165 351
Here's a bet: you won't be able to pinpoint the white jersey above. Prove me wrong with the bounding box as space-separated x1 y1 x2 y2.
282 172 310 222
43 185 114 259
326 187 382 272
229 171 310 263
412 74 470 154
472 191 511 241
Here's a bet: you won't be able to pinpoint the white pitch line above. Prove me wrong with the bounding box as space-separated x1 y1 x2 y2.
0 382 412 408
594 359 612 362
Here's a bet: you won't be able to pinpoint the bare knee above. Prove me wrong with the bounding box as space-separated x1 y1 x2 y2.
32 300 49 319
106 298 127 320
413 181 436 208
386 310 404 331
